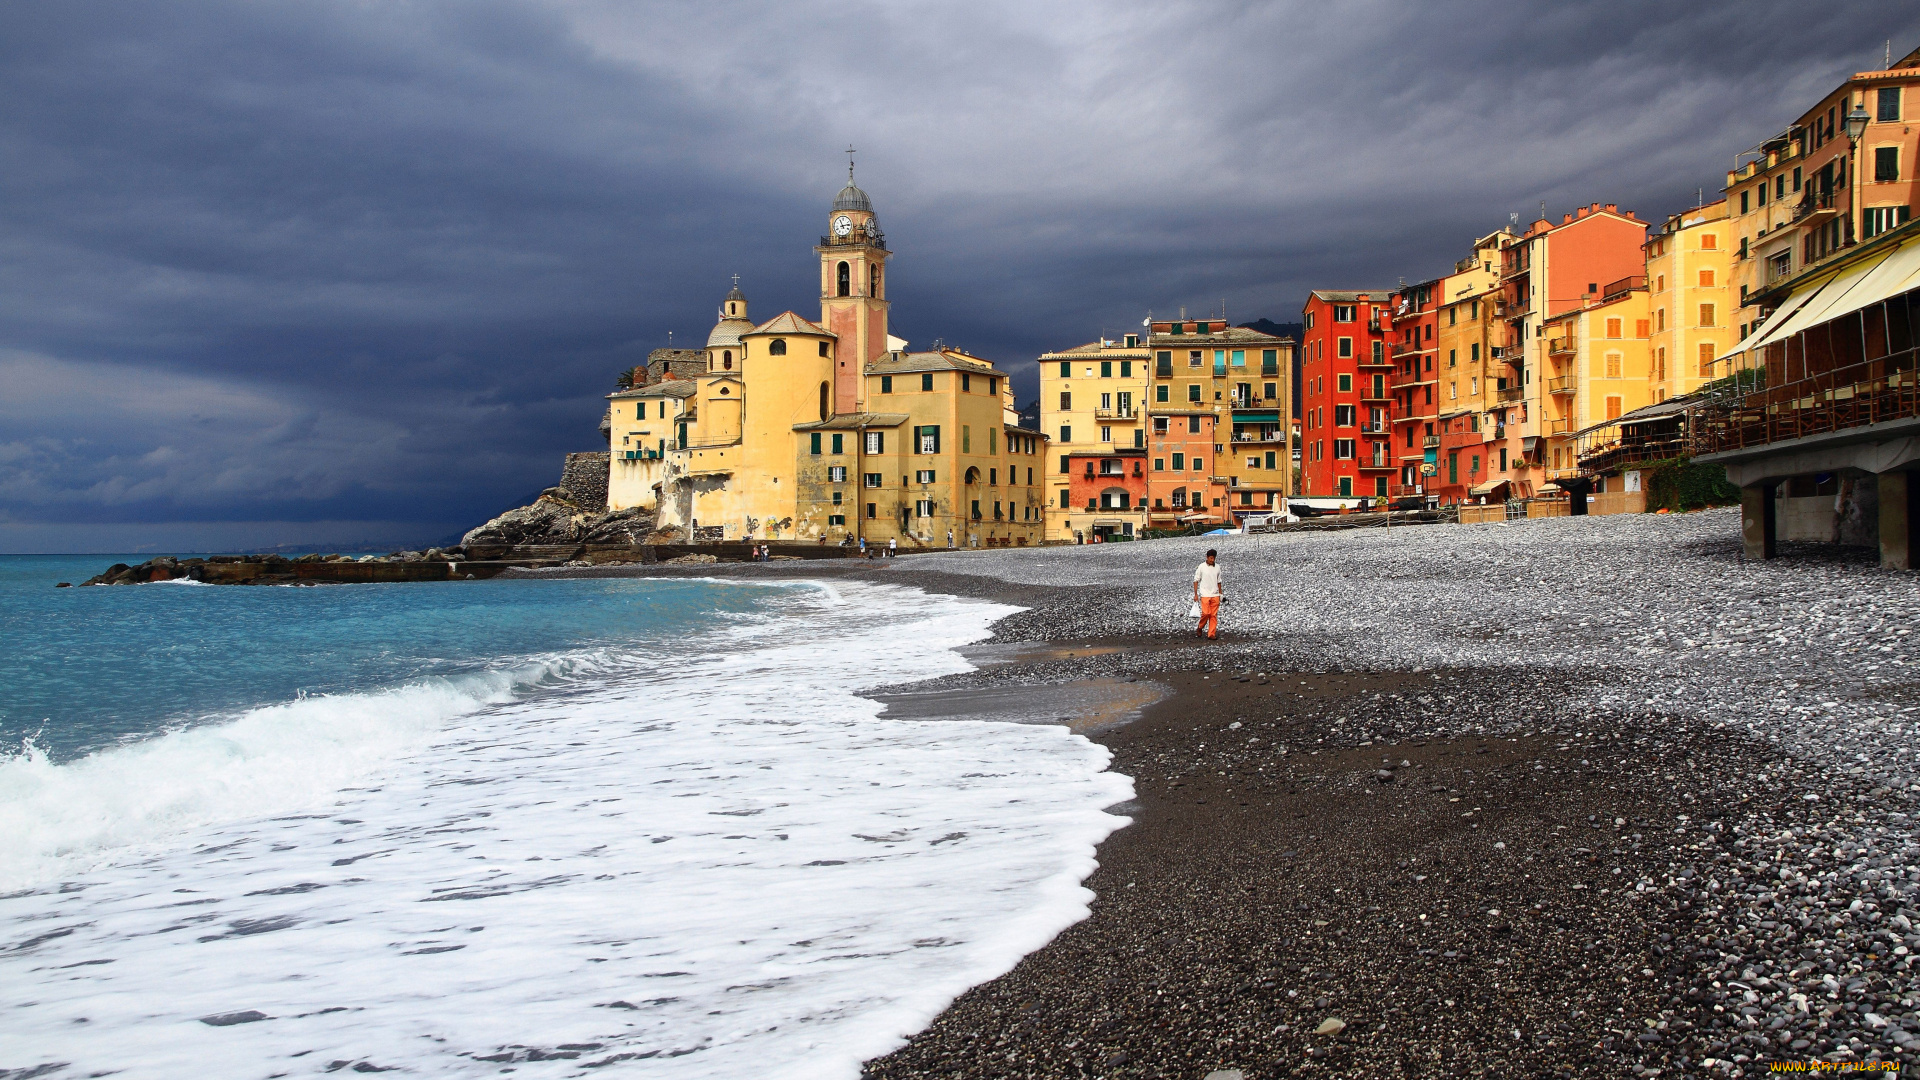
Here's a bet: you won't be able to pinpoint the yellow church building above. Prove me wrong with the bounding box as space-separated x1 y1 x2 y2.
605 169 1047 548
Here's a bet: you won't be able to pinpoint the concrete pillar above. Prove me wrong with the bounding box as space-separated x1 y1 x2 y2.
1742 483 1777 561
1881 471 1915 571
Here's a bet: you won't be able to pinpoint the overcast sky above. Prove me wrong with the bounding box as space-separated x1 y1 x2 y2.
3 1 1915 552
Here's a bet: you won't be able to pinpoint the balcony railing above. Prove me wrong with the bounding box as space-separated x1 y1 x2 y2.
1601 275 1647 302
1793 188 1839 224
1497 385 1525 403
1095 407 1136 420
1547 376 1576 396
1689 345 1920 456
1422 435 1441 448
1547 337 1576 356
1548 419 1572 434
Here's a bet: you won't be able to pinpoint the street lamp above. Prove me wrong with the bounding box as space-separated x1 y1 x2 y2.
1846 103 1871 245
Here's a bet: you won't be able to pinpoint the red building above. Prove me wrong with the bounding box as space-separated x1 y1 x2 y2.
1299 290 1393 499
1388 279 1442 501
1066 448 1148 539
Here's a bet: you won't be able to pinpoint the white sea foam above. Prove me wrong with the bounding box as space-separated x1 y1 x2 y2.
0 657 583 891
0 581 1131 1079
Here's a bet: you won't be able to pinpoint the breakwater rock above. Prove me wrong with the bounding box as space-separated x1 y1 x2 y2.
460 489 659 548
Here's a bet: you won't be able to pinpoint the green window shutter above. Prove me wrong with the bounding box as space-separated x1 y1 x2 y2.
963 426 970 453
811 432 822 455
881 375 892 393
832 433 843 455
1265 451 1275 469
1059 361 1070 377
921 373 933 391
1100 361 1112 378
1120 360 1132 378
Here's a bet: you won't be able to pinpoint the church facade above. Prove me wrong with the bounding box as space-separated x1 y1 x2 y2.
605 172 1048 548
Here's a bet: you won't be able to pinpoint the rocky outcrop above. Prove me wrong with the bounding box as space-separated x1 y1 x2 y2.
460 489 656 548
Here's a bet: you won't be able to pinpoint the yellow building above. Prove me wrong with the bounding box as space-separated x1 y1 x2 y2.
606 379 695 511
1145 318 1292 531
1644 199 1732 403
606 168 1044 547
1038 335 1152 541
1538 287 1654 481
1431 232 1509 502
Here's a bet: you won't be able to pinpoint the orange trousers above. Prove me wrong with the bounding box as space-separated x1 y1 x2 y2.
1198 595 1220 638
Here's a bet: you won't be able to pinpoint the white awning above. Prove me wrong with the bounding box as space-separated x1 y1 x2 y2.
1735 232 1920 359
1717 287 1819 363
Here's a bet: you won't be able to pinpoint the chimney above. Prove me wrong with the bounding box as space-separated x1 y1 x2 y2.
1563 213 1574 224
1604 203 1618 213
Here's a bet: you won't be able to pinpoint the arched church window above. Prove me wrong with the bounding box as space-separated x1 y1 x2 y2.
769 339 788 356
728 302 737 316
837 262 850 297
723 350 733 370
869 265 879 298
818 382 830 422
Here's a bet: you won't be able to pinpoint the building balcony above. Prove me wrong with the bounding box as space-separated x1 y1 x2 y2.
1793 188 1838 224
1094 407 1137 420
1548 419 1572 435
1358 353 1394 368
1547 376 1576 396
1358 458 1396 471
1497 385 1525 403
1231 433 1285 443
1547 337 1576 357
1422 435 1441 448
1601 275 1647 302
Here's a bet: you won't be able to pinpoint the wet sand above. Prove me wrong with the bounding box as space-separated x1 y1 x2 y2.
860 658 1763 1079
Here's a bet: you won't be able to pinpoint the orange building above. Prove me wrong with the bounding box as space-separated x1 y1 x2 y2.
1499 204 1649 494
1724 45 1920 350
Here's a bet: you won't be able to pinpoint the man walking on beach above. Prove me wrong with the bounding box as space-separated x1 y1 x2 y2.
1192 548 1223 640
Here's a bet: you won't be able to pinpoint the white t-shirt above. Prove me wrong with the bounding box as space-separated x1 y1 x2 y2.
1193 561 1222 597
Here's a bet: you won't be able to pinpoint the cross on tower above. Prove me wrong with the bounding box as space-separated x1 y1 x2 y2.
845 144 857 182
731 273 740 289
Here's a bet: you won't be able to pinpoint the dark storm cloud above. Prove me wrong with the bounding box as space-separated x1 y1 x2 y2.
2 0 1914 549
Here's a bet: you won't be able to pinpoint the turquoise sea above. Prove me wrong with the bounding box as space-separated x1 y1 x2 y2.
0 555 1130 1079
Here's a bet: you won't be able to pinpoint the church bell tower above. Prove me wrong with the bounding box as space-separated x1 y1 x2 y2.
816 151 891 416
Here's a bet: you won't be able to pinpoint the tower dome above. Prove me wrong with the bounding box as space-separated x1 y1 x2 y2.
831 181 872 213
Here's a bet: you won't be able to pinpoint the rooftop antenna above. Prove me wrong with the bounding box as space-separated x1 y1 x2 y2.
1889 40 1894 68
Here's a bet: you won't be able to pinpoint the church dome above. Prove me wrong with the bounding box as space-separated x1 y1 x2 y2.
707 317 750 349
725 284 746 303
832 182 873 213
